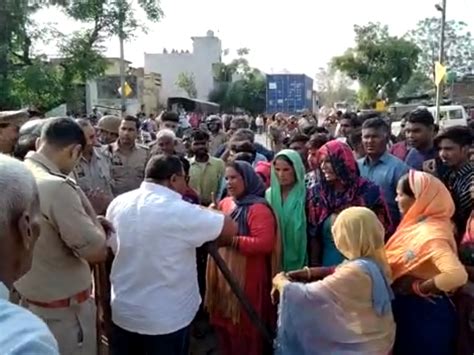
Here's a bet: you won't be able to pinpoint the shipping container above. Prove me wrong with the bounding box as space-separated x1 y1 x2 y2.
266 74 314 114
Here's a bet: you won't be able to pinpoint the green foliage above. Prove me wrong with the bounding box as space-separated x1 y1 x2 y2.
236 47 250 56
398 71 434 98
10 58 64 111
175 72 197 98
208 82 231 107
332 22 420 106
209 49 265 114
213 62 234 82
408 18 474 80
0 0 163 111
0 0 34 109
315 66 356 106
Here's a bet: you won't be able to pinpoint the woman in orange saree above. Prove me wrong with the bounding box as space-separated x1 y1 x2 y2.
385 171 468 355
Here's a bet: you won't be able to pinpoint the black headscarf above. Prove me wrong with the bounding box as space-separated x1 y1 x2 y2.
229 161 268 235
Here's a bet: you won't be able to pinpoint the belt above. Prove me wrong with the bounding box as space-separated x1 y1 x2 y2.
27 288 91 309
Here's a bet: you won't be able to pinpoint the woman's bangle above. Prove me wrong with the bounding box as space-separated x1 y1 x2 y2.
412 280 430 297
304 266 311 281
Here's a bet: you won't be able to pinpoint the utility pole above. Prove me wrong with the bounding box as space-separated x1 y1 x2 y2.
118 1 126 115
435 0 447 124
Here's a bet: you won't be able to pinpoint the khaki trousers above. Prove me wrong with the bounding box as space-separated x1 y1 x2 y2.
27 298 97 355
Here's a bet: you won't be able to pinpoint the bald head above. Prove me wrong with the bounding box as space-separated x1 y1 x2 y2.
0 154 40 288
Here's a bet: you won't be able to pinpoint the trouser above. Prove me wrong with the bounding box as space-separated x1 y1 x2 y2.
110 323 191 355
27 298 97 355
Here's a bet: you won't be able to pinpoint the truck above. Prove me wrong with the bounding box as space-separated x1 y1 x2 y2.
266 74 314 114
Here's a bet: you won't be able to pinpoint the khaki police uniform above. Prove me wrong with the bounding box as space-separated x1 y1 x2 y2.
15 152 106 355
0 109 29 125
0 110 29 154
105 140 149 196
73 147 114 203
209 131 227 156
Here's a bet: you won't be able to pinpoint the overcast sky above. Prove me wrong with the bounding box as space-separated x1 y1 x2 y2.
34 0 474 77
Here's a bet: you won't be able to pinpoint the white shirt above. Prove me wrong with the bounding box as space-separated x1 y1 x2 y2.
106 182 224 335
0 283 59 354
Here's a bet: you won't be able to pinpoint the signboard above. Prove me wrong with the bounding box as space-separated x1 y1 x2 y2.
375 100 386 112
435 61 447 87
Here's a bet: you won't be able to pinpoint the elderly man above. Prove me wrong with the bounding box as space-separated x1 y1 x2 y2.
150 129 177 156
0 154 59 354
0 110 29 155
15 117 109 355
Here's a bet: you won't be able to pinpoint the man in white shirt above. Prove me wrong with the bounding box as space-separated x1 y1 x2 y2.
106 154 237 355
0 154 59 354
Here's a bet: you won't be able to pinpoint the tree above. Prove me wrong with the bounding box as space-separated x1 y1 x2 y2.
0 0 163 111
397 71 434 98
332 22 420 106
209 49 265 114
175 72 197 98
315 66 356 106
408 18 474 81
236 47 250 56
10 58 64 112
57 0 163 109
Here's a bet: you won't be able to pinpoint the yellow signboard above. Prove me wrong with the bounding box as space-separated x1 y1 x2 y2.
118 82 133 97
435 61 447 87
375 100 386 112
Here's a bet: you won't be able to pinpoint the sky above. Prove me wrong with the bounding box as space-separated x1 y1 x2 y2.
34 0 474 78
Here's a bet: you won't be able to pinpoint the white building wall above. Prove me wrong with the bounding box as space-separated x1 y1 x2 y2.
144 31 222 104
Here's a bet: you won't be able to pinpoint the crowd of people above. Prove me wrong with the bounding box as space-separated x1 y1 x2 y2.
0 107 472 355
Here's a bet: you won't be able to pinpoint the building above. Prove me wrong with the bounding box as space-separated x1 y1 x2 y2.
85 58 162 116
144 30 222 104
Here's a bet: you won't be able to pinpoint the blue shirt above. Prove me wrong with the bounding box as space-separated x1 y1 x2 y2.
0 283 59 355
358 152 409 228
404 147 438 171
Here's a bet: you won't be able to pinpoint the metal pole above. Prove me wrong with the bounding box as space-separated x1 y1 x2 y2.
435 0 447 124
118 1 126 115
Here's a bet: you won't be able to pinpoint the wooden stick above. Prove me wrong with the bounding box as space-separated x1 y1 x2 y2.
206 242 274 344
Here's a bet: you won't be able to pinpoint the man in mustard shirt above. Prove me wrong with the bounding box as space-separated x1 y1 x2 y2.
188 129 225 206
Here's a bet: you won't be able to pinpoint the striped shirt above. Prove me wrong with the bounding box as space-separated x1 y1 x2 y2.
440 162 473 240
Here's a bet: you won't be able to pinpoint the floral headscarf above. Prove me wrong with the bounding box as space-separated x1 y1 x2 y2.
307 140 392 236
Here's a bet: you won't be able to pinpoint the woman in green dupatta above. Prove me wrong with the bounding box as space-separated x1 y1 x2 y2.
266 149 307 272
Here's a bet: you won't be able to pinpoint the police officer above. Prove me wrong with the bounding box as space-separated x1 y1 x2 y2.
206 115 226 156
0 110 29 155
14 118 50 160
96 115 121 145
15 117 110 355
105 115 149 196
73 119 114 214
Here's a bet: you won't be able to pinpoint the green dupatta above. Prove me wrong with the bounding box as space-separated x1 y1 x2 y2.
266 149 307 272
